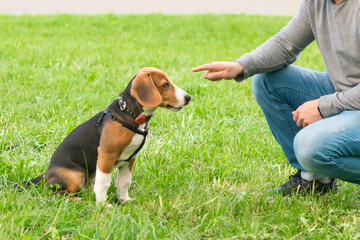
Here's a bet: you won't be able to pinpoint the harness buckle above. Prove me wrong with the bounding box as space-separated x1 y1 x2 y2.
109 113 117 121
97 112 106 127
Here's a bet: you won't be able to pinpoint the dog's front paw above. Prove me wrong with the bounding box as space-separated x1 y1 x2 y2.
119 196 132 205
95 200 113 208
95 194 108 204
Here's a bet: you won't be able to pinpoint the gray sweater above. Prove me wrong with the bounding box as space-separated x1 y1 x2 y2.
235 0 360 118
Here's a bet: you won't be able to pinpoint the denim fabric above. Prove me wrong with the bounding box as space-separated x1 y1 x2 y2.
252 65 360 184
294 111 360 184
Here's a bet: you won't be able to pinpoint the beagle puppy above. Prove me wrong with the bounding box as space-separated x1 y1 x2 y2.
25 67 191 204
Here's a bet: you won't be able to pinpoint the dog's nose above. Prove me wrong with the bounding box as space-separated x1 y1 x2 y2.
184 94 191 106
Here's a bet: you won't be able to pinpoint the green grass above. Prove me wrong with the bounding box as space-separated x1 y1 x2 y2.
1 14 359 239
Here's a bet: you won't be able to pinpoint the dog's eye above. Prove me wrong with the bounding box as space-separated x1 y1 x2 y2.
162 82 170 88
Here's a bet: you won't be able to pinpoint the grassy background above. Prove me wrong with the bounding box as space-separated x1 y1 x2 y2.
1 14 359 239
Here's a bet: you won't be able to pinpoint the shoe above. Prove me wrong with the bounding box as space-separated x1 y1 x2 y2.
269 170 338 196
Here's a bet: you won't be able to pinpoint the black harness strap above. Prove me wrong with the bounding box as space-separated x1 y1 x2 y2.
97 110 148 161
127 132 147 161
97 111 106 127
104 110 148 136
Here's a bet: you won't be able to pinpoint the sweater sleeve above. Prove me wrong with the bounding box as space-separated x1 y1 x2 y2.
319 83 360 118
234 0 314 82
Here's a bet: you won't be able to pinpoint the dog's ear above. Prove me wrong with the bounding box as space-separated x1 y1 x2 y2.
131 72 162 108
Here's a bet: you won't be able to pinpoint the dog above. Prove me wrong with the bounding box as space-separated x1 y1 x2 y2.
24 67 191 204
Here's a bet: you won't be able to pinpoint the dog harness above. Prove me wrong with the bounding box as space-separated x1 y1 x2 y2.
96 107 149 162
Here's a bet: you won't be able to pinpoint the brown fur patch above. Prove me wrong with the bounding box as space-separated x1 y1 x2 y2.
131 72 162 108
45 167 86 193
97 118 137 174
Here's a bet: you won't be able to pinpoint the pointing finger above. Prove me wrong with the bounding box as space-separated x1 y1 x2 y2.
192 64 218 72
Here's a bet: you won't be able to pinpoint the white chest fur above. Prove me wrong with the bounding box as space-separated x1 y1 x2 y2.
114 124 146 168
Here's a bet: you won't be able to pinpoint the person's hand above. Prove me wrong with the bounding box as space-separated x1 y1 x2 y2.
292 99 323 127
192 61 244 81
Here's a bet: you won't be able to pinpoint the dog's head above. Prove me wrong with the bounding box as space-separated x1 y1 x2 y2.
130 67 191 111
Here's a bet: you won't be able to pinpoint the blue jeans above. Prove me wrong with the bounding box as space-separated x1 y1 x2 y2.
252 65 360 184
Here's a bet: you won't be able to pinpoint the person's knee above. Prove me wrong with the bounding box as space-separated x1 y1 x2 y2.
252 67 290 105
294 126 330 173
252 73 269 104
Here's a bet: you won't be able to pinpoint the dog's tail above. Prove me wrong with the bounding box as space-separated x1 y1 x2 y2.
22 174 45 188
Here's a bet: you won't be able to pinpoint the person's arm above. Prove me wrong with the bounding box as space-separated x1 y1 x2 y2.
319 84 360 118
235 0 314 82
192 0 314 82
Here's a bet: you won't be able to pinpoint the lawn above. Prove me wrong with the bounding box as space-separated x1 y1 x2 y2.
1 14 359 239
